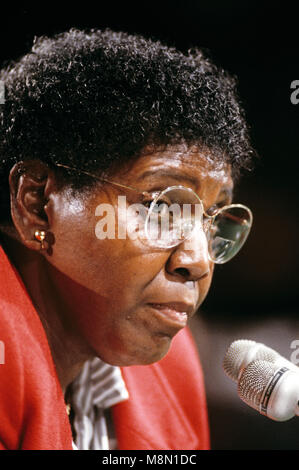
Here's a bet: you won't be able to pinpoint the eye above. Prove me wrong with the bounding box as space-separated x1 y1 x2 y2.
206 196 231 216
142 193 172 211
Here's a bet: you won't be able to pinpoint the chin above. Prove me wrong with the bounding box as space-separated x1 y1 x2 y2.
98 335 172 367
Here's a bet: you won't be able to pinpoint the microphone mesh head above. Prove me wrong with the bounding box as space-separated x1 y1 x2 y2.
223 339 281 382
223 339 256 382
237 360 277 411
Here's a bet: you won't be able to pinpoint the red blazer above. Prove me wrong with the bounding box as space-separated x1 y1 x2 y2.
0 245 210 450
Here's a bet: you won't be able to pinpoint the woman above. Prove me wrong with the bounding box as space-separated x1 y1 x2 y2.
0 28 254 450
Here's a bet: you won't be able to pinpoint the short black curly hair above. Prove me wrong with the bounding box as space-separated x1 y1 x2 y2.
0 27 255 222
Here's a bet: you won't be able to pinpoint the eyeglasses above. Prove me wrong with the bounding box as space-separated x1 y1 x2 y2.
55 163 253 264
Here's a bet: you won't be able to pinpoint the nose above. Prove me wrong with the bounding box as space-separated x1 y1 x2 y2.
166 226 211 282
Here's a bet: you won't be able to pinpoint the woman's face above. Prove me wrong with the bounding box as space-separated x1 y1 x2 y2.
44 146 233 366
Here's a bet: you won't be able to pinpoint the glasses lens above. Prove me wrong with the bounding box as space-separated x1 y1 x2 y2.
207 205 252 263
145 186 203 247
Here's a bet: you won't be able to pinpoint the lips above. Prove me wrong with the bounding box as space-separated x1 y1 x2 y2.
147 302 193 330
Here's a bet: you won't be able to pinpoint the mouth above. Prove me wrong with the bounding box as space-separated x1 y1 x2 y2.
147 302 193 331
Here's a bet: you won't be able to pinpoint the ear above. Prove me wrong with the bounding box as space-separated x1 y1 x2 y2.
9 160 57 252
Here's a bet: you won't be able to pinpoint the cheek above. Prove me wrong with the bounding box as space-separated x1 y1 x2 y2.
45 195 105 286
196 261 214 307
47 195 168 297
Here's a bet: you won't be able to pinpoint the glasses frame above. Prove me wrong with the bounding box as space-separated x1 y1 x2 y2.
143 185 253 263
55 163 253 263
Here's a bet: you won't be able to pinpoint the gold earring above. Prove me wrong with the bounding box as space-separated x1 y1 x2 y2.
34 230 46 250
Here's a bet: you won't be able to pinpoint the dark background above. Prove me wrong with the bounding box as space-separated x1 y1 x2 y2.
0 1 298 449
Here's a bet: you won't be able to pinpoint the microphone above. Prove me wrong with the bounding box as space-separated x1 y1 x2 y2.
223 340 299 421
223 339 299 382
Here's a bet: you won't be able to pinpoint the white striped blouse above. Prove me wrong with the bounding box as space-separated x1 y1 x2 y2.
68 357 129 450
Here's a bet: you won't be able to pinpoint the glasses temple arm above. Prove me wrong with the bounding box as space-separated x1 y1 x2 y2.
55 163 150 196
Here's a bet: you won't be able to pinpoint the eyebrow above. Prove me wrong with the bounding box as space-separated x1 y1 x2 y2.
137 168 234 202
137 169 200 186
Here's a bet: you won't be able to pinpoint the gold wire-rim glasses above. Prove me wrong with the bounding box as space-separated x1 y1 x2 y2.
55 163 253 263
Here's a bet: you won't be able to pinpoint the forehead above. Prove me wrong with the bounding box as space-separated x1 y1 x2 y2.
115 144 233 196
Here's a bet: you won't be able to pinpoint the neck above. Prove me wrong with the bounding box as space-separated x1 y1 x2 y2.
0 233 93 394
